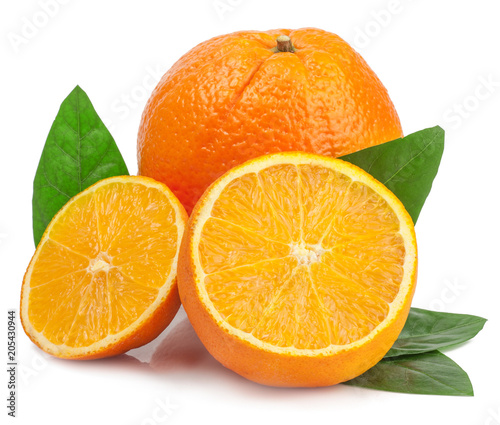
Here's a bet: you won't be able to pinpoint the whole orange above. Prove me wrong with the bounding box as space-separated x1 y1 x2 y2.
138 28 403 213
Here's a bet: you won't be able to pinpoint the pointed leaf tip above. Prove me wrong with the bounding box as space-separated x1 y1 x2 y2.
32 86 129 246
341 126 445 223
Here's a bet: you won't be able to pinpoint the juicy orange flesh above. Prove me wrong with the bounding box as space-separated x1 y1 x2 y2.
199 164 405 349
28 182 178 348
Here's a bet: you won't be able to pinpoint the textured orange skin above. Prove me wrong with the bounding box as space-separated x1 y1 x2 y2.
20 176 188 360
138 28 404 214
177 156 417 387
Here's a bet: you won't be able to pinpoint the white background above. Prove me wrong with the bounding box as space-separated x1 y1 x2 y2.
2 0 500 424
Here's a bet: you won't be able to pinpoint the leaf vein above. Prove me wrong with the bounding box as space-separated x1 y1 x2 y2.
382 135 438 186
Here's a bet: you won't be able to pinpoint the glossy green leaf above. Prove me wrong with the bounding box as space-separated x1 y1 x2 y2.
33 86 128 246
344 351 473 396
386 308 487 358
341 126 445 223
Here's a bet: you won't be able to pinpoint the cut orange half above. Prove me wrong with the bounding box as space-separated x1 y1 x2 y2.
178 152 417 387
21 176 187 359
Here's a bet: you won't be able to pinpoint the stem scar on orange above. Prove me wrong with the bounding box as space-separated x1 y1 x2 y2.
138 28 403 214
177 152 417 387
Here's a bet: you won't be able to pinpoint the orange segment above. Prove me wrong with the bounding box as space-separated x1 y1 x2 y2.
48 192 100 257
105 268 158 335
298 164 352 245
63 271 111 347
250 265 332 349
28 270 90 337
257 164 301 242
210 172 291 243
310 262 389 344
205 257 298 333
198 217 290 274
21 176 187 359
178 152 417 387
29 239 90 286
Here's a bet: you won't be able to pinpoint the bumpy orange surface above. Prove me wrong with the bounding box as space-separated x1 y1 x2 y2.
20 176 187 359
178 153 417 387
138 28 403 213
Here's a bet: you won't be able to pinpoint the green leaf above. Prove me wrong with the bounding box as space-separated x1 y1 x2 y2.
344 351 473 396
33 86 129 246
386 308 487 358
340 126 445 223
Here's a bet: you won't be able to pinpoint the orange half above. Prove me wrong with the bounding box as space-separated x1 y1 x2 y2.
21 176 187 359
178 152 417 387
